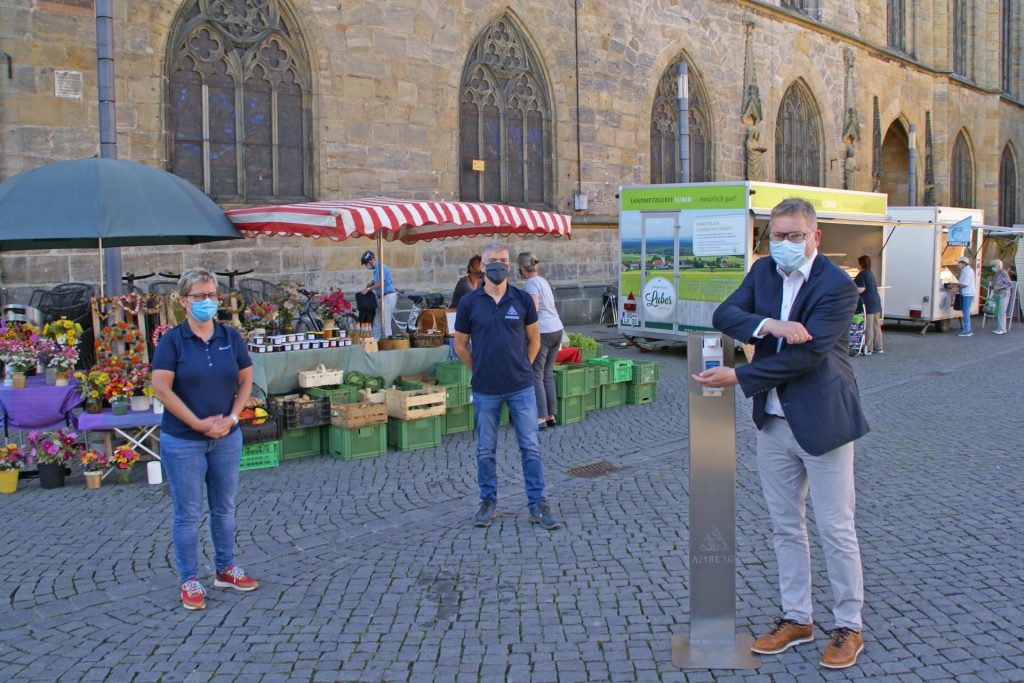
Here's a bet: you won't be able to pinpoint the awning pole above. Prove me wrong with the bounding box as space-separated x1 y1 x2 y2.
98 236 106 298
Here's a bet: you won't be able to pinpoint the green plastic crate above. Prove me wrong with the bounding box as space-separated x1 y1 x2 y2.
442 382 471 408
584 359 612 385
306 384 358 404
626 382 657 405
604 357 633 383
435 360 471 386
387 415 443 451
442 403 475 434
555 394 585 425
578 345 601 362
280 426 322 460
581 365 599 392
552 365 586 398
600 381 626 408
394 378 426 391
582 387 598 412
240 440 280 471
629 360 660 385
327 423 387 461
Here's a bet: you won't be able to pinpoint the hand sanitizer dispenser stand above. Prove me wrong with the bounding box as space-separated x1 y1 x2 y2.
673 333 759 669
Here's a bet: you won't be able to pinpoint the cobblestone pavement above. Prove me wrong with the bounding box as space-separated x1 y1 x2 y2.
1 321 1022 682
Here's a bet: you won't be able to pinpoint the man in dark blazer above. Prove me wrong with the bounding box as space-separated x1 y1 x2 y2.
694 198 868 670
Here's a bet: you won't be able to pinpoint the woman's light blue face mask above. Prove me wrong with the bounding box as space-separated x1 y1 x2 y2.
189 298 218 322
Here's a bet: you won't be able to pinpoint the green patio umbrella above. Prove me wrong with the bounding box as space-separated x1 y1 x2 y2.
0 157 241 294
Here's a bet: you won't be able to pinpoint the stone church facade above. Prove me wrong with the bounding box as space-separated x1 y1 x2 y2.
1 0 1022 322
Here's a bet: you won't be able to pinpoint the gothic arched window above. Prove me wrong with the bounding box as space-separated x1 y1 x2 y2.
167 0 313 201
459 14 553 208
650 59 713 184
999 145 1018 226
775 81 823 187
952 0 971 78
888 0 906 52
1002 1 1019 96
950 131 974 208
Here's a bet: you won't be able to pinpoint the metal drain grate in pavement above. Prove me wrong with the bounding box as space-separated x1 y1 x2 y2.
566 460 625 478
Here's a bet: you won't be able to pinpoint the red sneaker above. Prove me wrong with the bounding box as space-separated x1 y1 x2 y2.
214 565 259 592
181 578 206 610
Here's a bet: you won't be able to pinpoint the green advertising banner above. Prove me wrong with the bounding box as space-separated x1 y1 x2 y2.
620 184 748 212
749 183 887 217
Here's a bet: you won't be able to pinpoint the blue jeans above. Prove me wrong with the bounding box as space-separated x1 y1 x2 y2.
532 330 562 419
160 429 243 583
961 295 974 332
473 386 546 506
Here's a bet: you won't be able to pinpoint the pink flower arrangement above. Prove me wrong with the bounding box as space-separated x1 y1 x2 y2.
0 443 28 471
79 449 110 473
315 290 352 319
49 344 80 371
27 428 83 466
111 444 139 470
0 338 40 371
242 299 279 330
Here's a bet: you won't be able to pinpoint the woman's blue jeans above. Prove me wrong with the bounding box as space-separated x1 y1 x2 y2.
160 429 243 583
473 386 546 506
961 295 974 332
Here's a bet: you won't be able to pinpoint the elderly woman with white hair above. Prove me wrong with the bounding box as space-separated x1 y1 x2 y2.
517 252 564 430
989 259 1012 335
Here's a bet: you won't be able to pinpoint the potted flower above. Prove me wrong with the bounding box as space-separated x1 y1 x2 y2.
0 443 29 494
35 338 61 384
243 299 279 333
0 339 39 388
315 289 352 330
74 368 112 413
48 344 80 386
42 317 84 348
127 364 154 411
111 444 139 484
27 428 82 489
275 284 303 332
79 449 110 489
103 375 133 415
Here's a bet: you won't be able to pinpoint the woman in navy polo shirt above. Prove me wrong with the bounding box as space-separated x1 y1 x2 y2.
152 268 257 611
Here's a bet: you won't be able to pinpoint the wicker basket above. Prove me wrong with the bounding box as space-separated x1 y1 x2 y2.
410 330 444 348
379 336 411 351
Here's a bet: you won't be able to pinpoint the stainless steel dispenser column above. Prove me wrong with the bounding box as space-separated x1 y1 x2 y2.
672 333 759 669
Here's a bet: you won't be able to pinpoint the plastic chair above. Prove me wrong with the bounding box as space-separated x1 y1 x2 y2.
238 278 285 305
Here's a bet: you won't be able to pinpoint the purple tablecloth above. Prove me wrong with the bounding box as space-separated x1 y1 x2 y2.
0 376 83 430
76 408 162 431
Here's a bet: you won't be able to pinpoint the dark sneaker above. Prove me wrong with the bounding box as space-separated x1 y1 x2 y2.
528 503 562 530
473 500 497 527
820 627 863 669
751 617 814 654
181 578 207 610
214 565 259 592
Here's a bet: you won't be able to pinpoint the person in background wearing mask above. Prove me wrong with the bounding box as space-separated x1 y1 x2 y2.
694 198 869 669
450 255 483 309
454 242 561 530
360 250 397 340
955 255 976 337
152 268 257 611
989 259 1011 335
517 251 565 430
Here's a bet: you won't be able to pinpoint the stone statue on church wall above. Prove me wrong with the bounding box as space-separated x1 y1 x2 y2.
745 125 767 181
843 143 859 190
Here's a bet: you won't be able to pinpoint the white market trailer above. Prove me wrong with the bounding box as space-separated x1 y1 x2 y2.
883 206 984 332
617 181 890 346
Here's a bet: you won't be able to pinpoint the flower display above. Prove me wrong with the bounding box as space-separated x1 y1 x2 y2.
0 320 38 342
27 428 82 466
151 324 173 348
79 449 110 473
275 284 303 330
95 321 147 365
242 299 279 330
111 444 139 470
127 363 154 397
103 375 134 402
74 368 112 401
0 338 40 372
49 344 80 371
42 318 84 347
315 290 352 320
0 443 29 471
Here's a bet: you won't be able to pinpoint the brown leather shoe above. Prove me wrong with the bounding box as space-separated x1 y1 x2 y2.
751 617 814 654
820 627 863 669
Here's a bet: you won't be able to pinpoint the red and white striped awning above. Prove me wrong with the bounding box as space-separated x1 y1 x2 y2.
225 197 571 243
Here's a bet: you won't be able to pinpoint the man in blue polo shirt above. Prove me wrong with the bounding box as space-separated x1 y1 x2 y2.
454 242 561 530
360 250 398 340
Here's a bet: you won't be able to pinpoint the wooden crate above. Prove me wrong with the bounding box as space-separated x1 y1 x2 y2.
330 400 388 428
384 386 447 420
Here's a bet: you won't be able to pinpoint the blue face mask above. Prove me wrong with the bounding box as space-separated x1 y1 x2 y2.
485 262 509 285
770 240 810 273
190 298 218 322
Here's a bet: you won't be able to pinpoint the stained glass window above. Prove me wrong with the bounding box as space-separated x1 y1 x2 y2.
459 15 552 207
950 131 974 208
650 59 713 184
168 0 312 201
775 81 823 186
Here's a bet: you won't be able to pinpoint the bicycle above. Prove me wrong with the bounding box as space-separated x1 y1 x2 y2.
294 288 358 334
389 292 446 337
